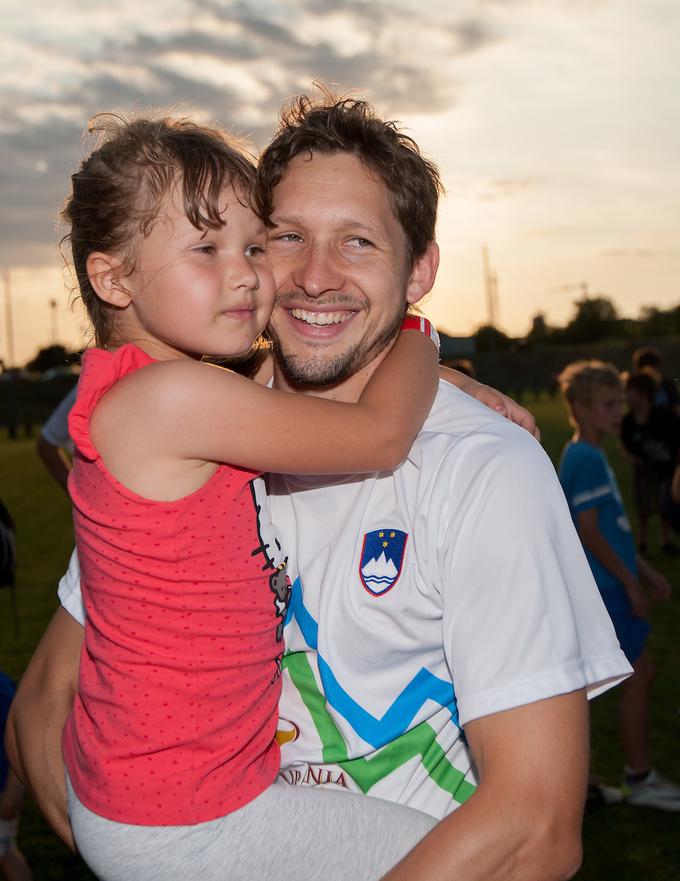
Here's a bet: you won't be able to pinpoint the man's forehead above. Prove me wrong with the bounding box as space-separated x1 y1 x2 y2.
270 152 398 229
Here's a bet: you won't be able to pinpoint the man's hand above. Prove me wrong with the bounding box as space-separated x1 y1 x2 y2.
381 691 589 881
6 607 83 851
439 367 540 440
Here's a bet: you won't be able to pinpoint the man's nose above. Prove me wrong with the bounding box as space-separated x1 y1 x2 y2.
291 242 344 298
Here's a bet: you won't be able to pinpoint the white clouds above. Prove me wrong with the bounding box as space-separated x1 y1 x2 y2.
0 0 678 357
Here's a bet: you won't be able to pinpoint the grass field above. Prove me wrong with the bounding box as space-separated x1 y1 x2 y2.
1 395 679 880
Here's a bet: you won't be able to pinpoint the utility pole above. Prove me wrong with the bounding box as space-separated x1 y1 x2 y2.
3 269 14 367
482 244 499 327
49 297 58 344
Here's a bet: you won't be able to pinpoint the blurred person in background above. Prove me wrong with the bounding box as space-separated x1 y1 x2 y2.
36 386 77 495
558 360 680 811
620 370 680 555
631 347 680 416
0 672 32 881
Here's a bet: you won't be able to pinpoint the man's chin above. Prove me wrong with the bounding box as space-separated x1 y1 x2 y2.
269 309 405 390
272 343 361 390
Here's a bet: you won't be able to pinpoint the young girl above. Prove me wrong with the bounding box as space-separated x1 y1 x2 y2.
61 114 443 879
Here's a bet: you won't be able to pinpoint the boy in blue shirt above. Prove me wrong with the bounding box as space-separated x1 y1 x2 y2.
558 360 679 811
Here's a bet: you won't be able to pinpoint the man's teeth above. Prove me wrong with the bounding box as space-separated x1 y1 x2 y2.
290 308 351 326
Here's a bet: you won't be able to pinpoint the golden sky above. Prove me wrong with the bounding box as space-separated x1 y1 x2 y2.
1 0 678 364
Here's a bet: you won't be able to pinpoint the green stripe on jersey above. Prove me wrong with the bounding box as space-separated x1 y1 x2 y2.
283 651 476 805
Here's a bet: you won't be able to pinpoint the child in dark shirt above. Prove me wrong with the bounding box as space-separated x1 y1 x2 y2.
621 370 680 554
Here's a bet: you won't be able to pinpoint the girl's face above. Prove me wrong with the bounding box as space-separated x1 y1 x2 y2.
122 182 274 360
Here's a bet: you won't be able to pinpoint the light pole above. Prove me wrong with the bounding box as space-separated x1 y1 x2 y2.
49 297 58 344
3 269 15 368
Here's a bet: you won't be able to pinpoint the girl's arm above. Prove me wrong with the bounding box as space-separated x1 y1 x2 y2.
439 366 539 439
123 320 439 476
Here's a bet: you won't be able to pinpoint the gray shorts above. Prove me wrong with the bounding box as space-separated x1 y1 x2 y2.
67 773 436 881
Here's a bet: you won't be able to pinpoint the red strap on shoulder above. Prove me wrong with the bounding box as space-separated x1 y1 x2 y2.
400 316 440 352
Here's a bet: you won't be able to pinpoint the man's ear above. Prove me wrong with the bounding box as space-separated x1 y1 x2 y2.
86 253 131 308
405 241 440 305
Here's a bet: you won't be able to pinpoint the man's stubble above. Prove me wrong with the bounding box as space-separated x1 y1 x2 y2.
268 301 405 391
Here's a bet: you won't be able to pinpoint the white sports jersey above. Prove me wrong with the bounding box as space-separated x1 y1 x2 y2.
268 382 631 819
58 381 631 821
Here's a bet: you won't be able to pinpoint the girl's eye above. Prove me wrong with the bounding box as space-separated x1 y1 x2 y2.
245 243 266 257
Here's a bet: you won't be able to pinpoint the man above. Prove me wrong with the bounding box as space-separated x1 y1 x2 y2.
8 92 630 880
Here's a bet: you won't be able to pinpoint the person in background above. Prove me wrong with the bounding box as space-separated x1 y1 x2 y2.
36 386 77 494
0 672 32 881
620 370 680 555
631 347 680 415
558 360 680 811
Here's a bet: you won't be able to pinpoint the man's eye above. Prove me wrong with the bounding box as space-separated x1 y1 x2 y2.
269 233 302 244
347 237 373 248
193 244 216 255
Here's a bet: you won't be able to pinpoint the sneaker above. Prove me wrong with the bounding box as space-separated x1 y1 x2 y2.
586 780 624 806
622 769 680 811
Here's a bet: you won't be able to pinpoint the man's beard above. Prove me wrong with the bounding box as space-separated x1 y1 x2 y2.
269 304 405 391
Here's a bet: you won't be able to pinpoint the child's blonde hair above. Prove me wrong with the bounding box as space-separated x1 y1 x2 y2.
557 360 622 425
62 113 258 347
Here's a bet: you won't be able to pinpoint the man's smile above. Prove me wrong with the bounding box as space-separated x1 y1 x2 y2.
290 308 354 326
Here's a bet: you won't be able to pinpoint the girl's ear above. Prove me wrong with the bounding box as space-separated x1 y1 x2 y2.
86 253 131 307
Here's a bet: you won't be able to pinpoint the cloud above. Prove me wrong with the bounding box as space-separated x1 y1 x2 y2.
477 177 539 201
0 0 507 267
599 248 680 259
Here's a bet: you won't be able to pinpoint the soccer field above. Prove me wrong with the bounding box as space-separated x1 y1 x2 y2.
1 396 678 880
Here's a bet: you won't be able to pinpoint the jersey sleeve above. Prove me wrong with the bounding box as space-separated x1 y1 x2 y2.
563 445 613 515
58 548 86 625
433 425 630 727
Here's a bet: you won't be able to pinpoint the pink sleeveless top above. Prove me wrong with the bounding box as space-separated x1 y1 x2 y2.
62 344 287 825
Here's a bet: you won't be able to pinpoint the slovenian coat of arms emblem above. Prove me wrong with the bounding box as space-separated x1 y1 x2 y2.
359 529 408 596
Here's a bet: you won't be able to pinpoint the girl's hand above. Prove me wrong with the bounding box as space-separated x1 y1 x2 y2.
439 366 540 440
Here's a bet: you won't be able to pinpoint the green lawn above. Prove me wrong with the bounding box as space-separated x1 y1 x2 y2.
1 398 678 879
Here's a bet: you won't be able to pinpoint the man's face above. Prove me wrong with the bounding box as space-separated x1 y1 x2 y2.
266 152 420 390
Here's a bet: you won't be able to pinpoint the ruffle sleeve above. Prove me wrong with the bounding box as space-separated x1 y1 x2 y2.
68 344 155 462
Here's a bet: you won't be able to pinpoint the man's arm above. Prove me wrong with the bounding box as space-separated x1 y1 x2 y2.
438 366 539 439
382 691 589 881
5 607 83 850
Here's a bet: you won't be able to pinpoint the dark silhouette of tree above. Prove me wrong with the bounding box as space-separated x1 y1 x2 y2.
638 305 680 337
25 345 70 374
562 296 620 343
475 324 512 352
527 313 551 344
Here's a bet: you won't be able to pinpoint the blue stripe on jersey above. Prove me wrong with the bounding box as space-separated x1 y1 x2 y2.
284 577 460 747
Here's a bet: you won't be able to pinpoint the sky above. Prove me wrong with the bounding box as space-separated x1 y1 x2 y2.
1 0 679 365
